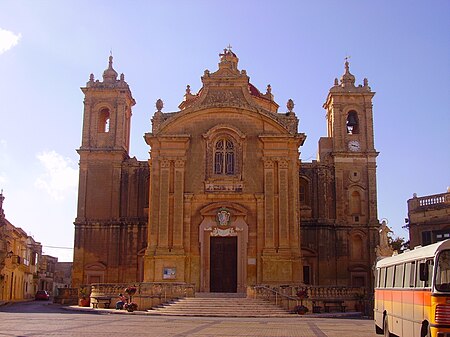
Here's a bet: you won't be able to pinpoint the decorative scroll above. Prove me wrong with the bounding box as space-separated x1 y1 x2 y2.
205 182 243 192
201 89 246 107
205 226 243 237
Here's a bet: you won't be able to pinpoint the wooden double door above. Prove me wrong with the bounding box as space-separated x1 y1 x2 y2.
210 237 237 292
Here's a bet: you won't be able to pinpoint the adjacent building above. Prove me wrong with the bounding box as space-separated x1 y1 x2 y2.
407 189 450 248
73 49 380 294
0 192 42 301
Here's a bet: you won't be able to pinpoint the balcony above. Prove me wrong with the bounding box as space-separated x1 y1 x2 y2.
408 191 450 212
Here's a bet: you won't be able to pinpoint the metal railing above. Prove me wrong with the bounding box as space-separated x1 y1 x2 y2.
251 285 299 312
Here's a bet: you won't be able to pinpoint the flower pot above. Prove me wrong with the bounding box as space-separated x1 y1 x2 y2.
79 298 90 307
125 302 138 312
294 305 309 315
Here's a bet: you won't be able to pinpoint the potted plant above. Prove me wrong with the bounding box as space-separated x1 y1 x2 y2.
294 304 309 315
294 289 309 315
125 286 137 296
78 286 90 307
124 302 138 312
124 286 138 312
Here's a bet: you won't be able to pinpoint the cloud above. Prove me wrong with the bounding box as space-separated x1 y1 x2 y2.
34 151 78 201
0 28 21 55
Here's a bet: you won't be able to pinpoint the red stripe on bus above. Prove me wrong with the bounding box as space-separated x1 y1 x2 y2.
377 289 431 306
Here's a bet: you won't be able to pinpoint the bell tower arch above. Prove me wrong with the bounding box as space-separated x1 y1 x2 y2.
76 55 135 223
73 56 136 287
322 59 378 225
79 55 135 153
320 60 379 288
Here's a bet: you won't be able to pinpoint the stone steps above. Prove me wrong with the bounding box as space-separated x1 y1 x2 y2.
147 295 293 317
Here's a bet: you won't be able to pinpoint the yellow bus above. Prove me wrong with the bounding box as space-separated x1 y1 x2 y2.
374 239 450 337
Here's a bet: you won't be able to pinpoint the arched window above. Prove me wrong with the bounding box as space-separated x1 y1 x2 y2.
214 138 235 175
346 110 359 134
299 177 310 207
350 191 361 215
98 108 110 133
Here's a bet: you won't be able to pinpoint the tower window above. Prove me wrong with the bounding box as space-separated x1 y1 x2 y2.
346 111 359 134
214 139 235 175
98 108 110 133
350 190 361 215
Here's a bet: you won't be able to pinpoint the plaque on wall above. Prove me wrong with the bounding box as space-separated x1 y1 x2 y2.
163 267 176 279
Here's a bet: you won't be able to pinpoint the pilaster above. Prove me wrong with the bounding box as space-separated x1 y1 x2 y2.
278 159 289 248
158 159 170 250
263 159 275 250
172 159 185 250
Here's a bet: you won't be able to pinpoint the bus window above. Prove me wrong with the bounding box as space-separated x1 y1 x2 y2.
394 264 404 288
426 260 433 287
386 266 394 288
416 260 425 288
436 250 450 292
410 261 416 287
380 267 386 288
404 262 412 288
419 259 434 287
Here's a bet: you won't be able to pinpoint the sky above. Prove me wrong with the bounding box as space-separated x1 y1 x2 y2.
0 1 449 262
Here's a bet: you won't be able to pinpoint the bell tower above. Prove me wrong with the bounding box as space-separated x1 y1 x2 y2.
322 59 378 225
319 59 379 288
76 55 135 223
79 55 135 153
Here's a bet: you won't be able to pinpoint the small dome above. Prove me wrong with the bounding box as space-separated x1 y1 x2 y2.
248 83 262 97
103 55 118 82
340 60 355 87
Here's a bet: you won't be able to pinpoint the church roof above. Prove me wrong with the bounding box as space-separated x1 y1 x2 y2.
177 47 279 112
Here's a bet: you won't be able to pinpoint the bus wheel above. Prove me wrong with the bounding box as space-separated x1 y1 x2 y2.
383 316 391 337
421 321 430 337
375 324 383 334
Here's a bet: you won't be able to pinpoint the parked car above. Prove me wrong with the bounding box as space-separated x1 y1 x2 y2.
35 290 50 300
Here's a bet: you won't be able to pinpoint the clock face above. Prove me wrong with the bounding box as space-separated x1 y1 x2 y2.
348 140 361 152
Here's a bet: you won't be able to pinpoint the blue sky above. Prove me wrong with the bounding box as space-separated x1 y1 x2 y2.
0 1 449 261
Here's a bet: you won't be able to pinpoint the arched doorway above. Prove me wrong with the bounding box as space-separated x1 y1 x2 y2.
199 203 248 293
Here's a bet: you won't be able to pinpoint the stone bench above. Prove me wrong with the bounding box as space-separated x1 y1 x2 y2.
91 296 112 309
323 299 346 313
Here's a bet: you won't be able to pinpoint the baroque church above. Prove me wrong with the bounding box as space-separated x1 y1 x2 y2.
72 48 379 294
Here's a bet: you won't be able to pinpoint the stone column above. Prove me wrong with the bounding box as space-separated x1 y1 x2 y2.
158 159 170 250
77 162 88 221
172 159 185 250
278 160 289 248
183 193 193 282
255 193 264 283
290 158 301 251
263 159 275 249
367 162 378 223
147 158 157 253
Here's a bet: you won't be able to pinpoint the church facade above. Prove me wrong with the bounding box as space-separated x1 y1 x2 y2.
72 49 379 294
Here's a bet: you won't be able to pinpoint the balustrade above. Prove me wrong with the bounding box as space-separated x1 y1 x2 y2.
250 284 367 314
409 192 449 211
89 282 195 311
